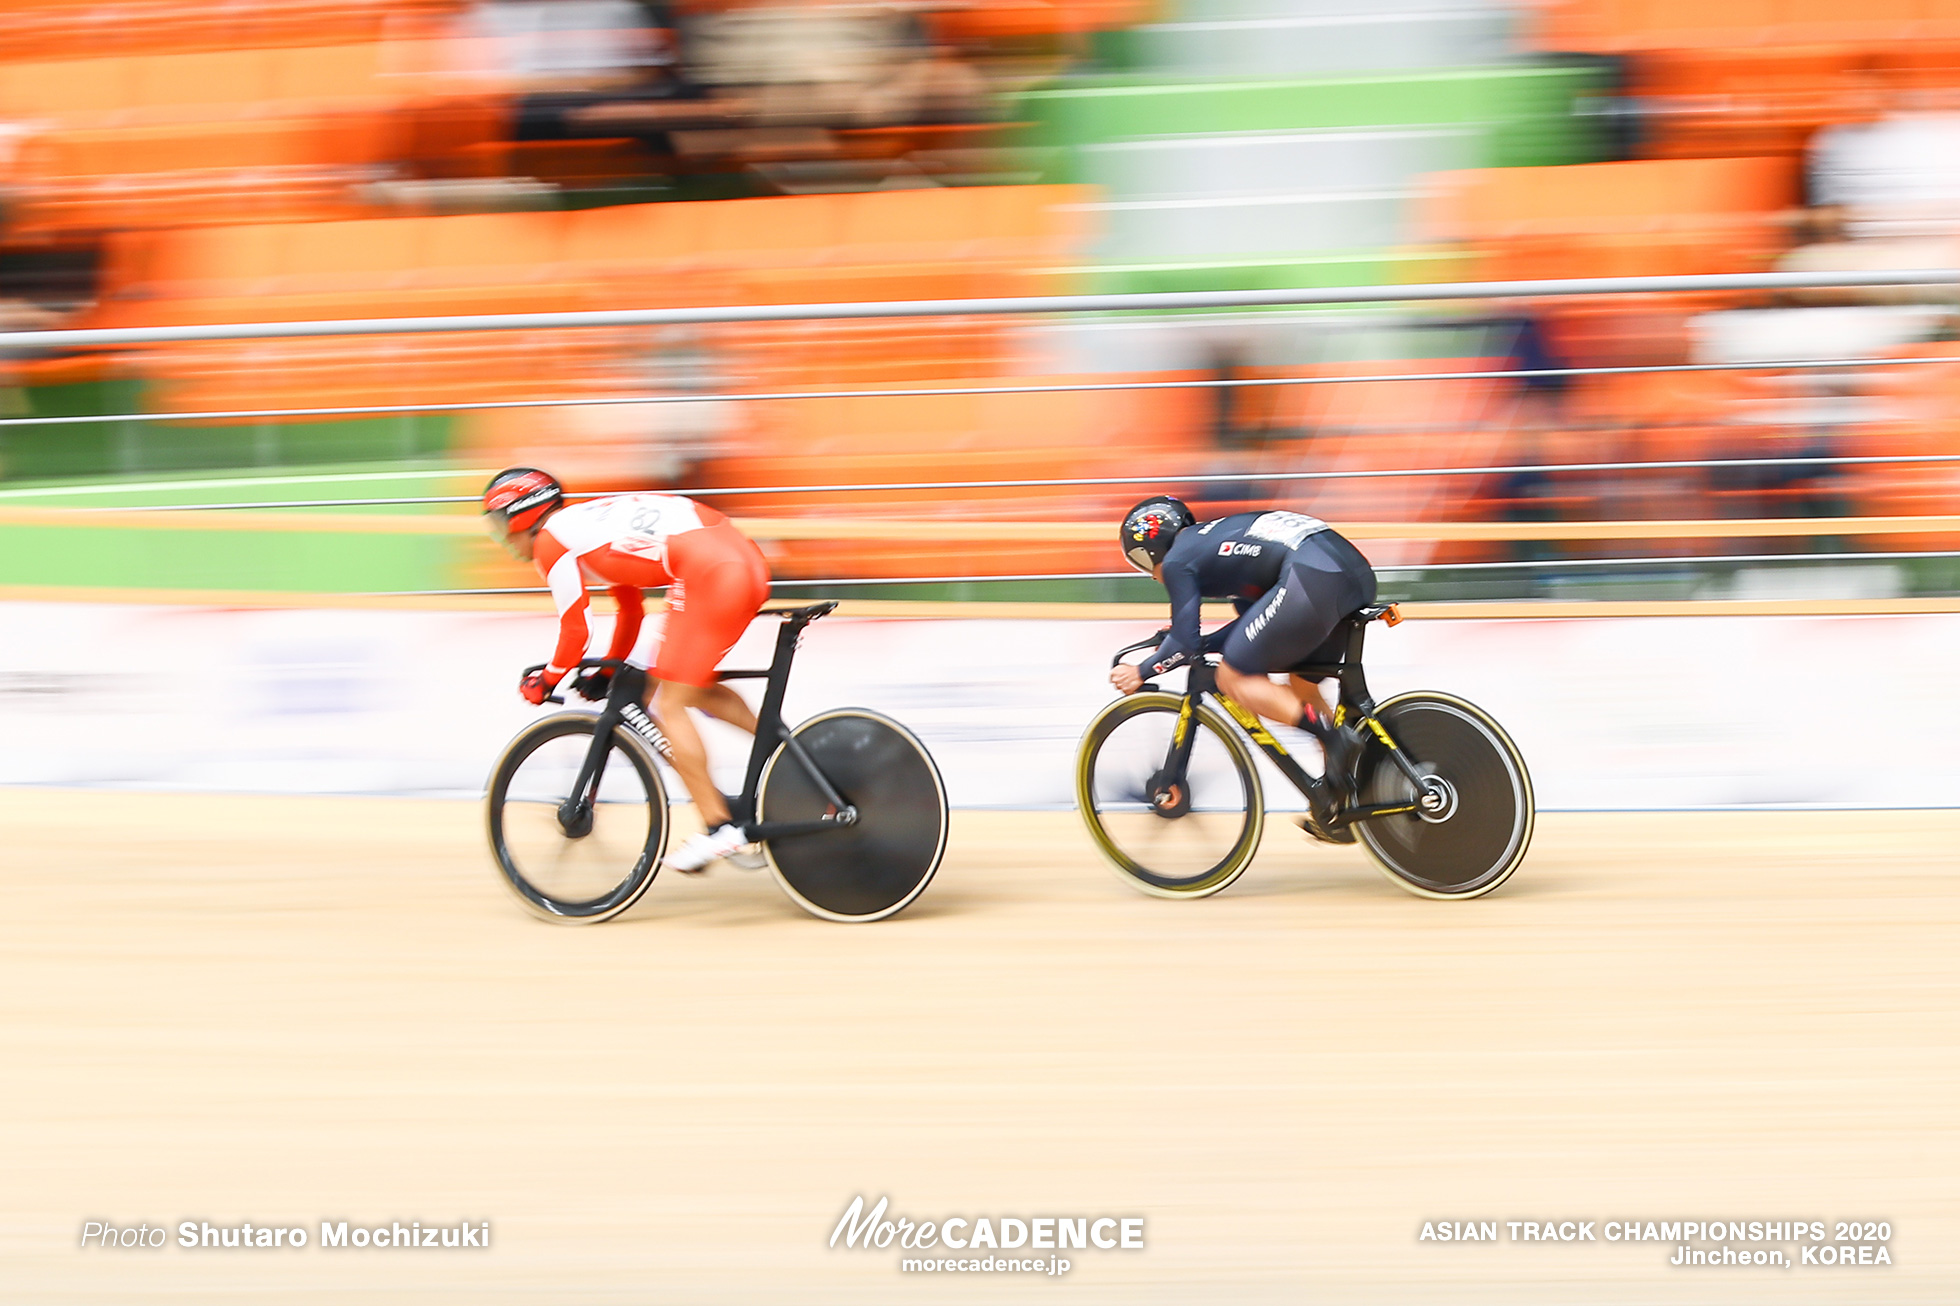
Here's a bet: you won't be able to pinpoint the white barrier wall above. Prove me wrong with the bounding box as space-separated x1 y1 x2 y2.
2 601 1955 808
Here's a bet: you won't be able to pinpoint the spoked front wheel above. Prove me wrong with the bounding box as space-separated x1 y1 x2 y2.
485 713 670 922
1353 692 1533 899
1075 692 1264 898
757 709 948 922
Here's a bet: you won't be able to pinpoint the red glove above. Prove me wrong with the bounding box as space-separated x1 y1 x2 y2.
519 667 564 705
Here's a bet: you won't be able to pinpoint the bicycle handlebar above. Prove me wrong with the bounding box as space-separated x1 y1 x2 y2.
1109 628 1168 668
521 658 629 706
520 658 629 677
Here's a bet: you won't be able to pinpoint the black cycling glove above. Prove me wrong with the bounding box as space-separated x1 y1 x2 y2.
571 666 615 702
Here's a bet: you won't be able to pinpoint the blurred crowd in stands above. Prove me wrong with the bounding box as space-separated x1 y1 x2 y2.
1447 8 1960 573
0 0 1118 527
0 0 1099 298
3 0 1960 589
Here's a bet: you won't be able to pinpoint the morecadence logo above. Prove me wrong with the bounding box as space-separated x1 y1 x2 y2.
830 1195 1144 1276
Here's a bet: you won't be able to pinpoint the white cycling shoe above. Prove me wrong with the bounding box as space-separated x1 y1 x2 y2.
663 824 764 874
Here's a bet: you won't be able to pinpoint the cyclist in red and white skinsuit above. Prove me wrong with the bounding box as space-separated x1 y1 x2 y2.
482 468 771 873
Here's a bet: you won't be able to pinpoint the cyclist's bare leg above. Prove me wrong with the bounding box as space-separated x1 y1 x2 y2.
1216 661 1305 726
690 683 758 735
651 681 733 829
1289 674 1332 722
1287 674 1358 802
632 677 756 736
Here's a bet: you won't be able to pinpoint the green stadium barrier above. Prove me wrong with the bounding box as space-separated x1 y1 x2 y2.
0 520 459 594
1018 64 1608 180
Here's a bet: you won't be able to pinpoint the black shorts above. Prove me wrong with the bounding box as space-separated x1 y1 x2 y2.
1219 530 1376 675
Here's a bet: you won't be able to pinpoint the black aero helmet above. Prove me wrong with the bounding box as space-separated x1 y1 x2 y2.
1120 495 1195 573
482 467 564 543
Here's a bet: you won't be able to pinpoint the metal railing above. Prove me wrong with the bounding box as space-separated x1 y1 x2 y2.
1 268 1952 349
14 454 1953 514
0 352 1957 432
4 267 1959 601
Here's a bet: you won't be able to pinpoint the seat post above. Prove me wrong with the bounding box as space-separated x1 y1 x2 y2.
735 613 806 812
1336 617 1373 713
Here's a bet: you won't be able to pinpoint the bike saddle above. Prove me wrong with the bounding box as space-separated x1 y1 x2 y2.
1353 603 1403 626
763 600 839 624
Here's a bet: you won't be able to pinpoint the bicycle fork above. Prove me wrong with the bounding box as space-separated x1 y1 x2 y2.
559 667 671 838
1142 697 1203 816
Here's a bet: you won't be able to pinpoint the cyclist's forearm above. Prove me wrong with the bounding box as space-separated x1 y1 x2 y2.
1143 570 1204 675
549 596 591 676
1145 625 1229 675
604 586 644 662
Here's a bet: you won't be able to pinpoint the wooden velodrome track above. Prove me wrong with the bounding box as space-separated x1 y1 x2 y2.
5 790 1956 1304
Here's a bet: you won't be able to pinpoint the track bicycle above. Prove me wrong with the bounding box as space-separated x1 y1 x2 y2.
485 601 948 923
1076 604 1533 900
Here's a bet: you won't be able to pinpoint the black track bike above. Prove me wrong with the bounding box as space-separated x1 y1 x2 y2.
485 602 948 923
1076 604 1533 900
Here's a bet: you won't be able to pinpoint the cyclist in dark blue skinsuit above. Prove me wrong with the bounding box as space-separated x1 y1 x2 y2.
1109 496 1376 797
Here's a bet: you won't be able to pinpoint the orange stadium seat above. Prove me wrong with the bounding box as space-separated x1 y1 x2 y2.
0 0 454 62
456 371 1207 590
677 381 1209 580
1627 45 1884 159
1531 2 1960 159
87 189 1092 465
924 0 1154 41
1420 156 1800 283
0 55 133 117
416 211 569 287
132 47 277 108
0 37 500 233
1530 0 1951 52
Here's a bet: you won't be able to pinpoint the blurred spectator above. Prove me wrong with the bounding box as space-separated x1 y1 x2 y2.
1776 204 1960 309
443 1 997 187
1782 111 1960 310
1490 316 1572 563
682 5 991 129
1704 422 1845 534
448 0 753 174
1808 111 1960 242
1498 315 1571 420
460 0 674 90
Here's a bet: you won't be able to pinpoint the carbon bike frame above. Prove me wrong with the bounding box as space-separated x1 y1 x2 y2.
537 601 859 844
1135 607 1436 832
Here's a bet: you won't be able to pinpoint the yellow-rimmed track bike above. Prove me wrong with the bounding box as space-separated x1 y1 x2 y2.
1075 605 1533 900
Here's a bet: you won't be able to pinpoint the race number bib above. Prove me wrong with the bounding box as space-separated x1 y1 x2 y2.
1245 511 1329 550
610 498 689 561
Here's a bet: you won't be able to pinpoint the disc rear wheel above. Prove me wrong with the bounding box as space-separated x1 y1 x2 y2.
758 709 948 922
1352 692 1532 899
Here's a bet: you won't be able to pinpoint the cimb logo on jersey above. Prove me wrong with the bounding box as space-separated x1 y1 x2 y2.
1218 541 1263 558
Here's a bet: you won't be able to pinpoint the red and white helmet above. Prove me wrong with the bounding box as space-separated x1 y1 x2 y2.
482 468 564 543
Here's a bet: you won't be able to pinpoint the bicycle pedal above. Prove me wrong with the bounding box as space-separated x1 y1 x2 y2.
725 846 768 872
1296 812 1356 846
